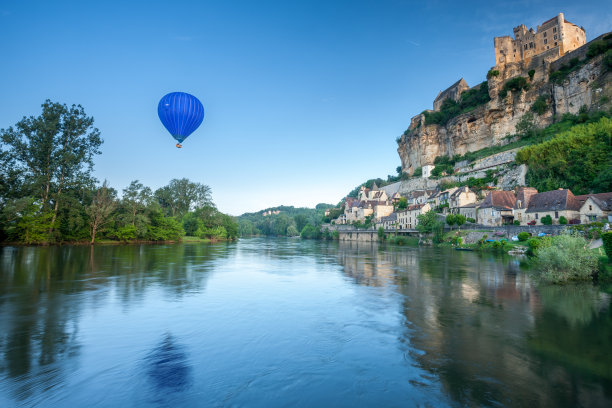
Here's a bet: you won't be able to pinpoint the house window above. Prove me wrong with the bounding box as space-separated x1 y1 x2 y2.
555 211 559 219
536 214 539 219
553 27 557 33
524 44 528 50
554 34 557 40
544 32 547 37
544 39 548 44
555 42 558 46
589 205 592 211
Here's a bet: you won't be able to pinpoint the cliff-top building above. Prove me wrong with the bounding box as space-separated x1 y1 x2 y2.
494 12 585 66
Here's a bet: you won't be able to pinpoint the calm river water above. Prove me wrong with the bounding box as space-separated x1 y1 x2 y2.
1 239 611 407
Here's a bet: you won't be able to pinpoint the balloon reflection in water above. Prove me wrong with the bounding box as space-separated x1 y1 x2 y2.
145 334 192 392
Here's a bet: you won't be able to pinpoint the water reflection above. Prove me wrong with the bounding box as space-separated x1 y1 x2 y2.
0 240 611 407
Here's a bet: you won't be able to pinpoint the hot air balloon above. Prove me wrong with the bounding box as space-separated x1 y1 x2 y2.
158 92 205 148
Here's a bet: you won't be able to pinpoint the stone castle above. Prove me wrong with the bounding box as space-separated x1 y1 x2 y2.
397 13 611 176
494 13 586 66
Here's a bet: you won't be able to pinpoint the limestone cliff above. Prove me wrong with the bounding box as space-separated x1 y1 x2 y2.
398 35 611 175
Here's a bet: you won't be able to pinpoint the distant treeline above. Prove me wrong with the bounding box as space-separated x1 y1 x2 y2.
237 204 336 238
0 100 238 244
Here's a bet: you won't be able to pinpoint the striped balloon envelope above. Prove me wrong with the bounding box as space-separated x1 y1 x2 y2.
157 92 205 148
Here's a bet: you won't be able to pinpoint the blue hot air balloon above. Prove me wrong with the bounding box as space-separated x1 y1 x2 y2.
158 92 205 148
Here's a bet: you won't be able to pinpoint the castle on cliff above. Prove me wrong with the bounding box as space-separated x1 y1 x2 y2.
494 13 586 66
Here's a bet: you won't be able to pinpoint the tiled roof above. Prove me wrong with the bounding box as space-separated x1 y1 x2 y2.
480 191 516 210
526 189 581 213
575 192 612 211
515 187 538 209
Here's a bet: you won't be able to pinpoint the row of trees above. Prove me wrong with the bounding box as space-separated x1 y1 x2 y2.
237 204 333 238
0 100 237 244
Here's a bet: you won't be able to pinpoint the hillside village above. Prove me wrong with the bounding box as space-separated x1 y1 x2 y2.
329 13 612 233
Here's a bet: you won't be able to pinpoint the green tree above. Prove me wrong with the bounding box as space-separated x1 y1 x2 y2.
155 178 212 218
0 100 103 241
294 214 308 232
122 180 152 226
1 198 54 244
417 210 444 242
396 197 408 210
86 181 117 244
445 214 456 230
455 214 466 230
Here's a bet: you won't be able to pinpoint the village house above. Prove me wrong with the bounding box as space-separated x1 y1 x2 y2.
477 190 516 226
575 192 612 223
458 203 479 221
523 189 581 225
376 213 398 230
449 186 478 214
397 203 431 230
513 187 539 224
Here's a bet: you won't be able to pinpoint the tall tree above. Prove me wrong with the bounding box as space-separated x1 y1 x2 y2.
122 180 152 226
155 178 212 218
86 182 117 244
0 100 102 240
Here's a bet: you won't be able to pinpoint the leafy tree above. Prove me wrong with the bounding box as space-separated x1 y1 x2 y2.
115 225 138 242
445 214 456 229
1 198 54 244
0 100 102 240
455 214 466 229
531 96 548 115
155 178 212 218
559 216 568 225
287 225 299 236
294 214 308 232
396 197 408 210
417 210 444 242
86 181 117 244
377 226 385 241
122 180 152 226
517 232 530 241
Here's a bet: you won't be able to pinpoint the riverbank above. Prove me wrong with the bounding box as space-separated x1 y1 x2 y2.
0 236 239 247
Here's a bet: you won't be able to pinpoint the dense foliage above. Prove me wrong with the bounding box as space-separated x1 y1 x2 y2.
417 210 444 243
424 81 490 126
237 205 333 237
549 34 612 84
516 117 612 194
498 76 529 99
531 95 549 115
0 101 238 243
531 234 599 283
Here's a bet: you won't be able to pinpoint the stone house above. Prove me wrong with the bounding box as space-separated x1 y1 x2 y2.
397 203 431 230
376 213 398 230
458 203 479 221
449 186 478 214
477 191 516 226
524 189 581 225
575 192 612 223
433 78 469 111
373 202 394 220
513 187 539 224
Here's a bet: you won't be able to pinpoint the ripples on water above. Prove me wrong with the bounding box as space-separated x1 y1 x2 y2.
0 239 611 407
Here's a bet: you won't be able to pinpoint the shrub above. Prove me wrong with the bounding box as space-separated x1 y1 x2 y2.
541 215 553 225
605 49 612 70
487 69 499 78
602 232 612 262
424 81 490 126
559 216 568 225
528 69 535 81
412 167 423 177
586 40 608 58
467 217 476 223
378 226 385 240
531 234 598 283
499 76 529 99
518 232 530 241
513 220 520 226
115 225 138 242
531 95 548 115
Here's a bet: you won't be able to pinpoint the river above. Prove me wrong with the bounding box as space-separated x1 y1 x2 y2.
1 239 611 407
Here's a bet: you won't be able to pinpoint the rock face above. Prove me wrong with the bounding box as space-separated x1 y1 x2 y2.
398 36 611 175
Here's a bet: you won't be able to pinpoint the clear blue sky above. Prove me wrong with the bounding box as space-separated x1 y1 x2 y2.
1 0 610 215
